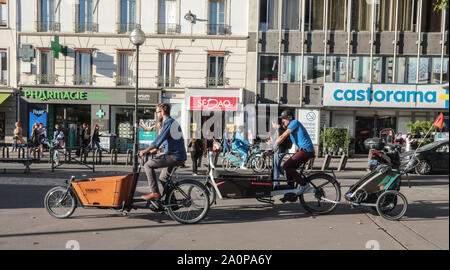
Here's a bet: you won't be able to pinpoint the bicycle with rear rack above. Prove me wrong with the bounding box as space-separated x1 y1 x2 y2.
44 155 210 224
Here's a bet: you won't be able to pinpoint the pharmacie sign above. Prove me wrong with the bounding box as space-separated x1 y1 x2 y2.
23 89 88 101
323 83 448 109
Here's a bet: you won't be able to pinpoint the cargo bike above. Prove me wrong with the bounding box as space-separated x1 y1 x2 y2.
203 150 419 221
44 157 210 224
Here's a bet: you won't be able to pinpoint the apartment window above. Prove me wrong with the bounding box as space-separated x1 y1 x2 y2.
39 51 54 84
351 0 372 31
157 0 179 34
0 0 6 26
76 0 96 32
208 54 225 87
208 0 227 35
281 55 301 83
305 0 324 31
259 55 278 82
328 0 346 30
259 0 278 30
38 0 58 32
396 0 414 31
74 50 92 85
282 0 299 30
349 56 370 83
421 0 442 32
0 51 6 85
158 51 174 87
119 0 137 33
117 52 133 86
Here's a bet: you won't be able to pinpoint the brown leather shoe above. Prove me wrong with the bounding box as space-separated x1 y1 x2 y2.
141 193 161 201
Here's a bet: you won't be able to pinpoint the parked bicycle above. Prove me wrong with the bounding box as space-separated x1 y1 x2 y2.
222 144 265 173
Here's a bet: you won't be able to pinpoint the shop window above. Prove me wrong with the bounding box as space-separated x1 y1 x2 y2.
305 0 324 31
0 51 6 85
304 55 324 84
326 55 347 82
259 55 278 82
351 0 372 31
443 58 449 84
37 0 59 32
348 56 370 83
158 51 174 87
157 0 179 34
327 0 346 30
208 0 228 35
75 0 97 32
38 50 55 84
281 55 301 83
207 54 225 87
0 0 6 26
118 0 137 33
384 57 394 83
74 50 92 85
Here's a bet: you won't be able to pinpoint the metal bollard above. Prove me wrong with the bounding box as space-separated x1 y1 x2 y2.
126 149 133 165
110 148 118 165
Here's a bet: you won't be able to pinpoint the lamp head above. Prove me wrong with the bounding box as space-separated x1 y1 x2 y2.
129 28 146 46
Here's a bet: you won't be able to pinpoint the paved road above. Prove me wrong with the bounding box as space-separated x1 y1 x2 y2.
0 157 448 250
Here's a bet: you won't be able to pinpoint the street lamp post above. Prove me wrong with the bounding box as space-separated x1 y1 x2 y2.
129 28 146 173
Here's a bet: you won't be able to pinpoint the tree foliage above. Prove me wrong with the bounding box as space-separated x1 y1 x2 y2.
434 0 449 11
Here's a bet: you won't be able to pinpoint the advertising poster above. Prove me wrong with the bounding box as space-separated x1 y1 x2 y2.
139 119 156 147
29 109 47 137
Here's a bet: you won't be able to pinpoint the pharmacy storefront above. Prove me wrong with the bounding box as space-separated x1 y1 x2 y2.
20 87 161 151
323 83 448 154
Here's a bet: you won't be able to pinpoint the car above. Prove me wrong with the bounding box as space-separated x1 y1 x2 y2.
400 139 449 175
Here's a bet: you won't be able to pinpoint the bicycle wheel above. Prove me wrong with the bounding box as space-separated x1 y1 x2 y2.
251 154 266 173
376 190 407 221
44 186 77 218
222 155 239 172
299 173 341 215
205 182 217 206
166 180 210 224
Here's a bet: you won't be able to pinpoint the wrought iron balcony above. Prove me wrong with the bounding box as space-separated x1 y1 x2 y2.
206 24 230 35
74 22 98 33
36 21 60 32
155 23 181 34
73 74 93 85
117 23 141 34
155 76 179 87
115 75 135 86
207 77 227 87
36 74 57 85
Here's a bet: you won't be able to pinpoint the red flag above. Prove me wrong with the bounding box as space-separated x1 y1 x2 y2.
433 113 444 130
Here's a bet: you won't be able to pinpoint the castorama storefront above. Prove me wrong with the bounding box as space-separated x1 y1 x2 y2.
323 83 449 154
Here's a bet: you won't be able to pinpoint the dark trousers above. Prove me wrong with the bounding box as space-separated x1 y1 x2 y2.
283 149 315 186
143 154 180 194
191 152 202 174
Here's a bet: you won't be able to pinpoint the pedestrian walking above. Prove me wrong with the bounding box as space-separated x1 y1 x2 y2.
81 122 91 149
38 123 47 157
91 124 103 151
29 123 40 155
12 122 25 151
222 127 231 157
405 133 415 152
188 135 204 175
54 124 65 149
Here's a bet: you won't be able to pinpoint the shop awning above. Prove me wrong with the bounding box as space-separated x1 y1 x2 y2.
0 93 10 104
0 0 7 4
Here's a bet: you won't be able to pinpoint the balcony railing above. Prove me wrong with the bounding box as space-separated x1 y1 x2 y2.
155 76 179 87
36 21 60 32
156 23 181 34
206 24 230 35
115 75 135 86
36 74 57 85
117 23 141 34
207 77 227 87
73 74 93 85
74 22 98 33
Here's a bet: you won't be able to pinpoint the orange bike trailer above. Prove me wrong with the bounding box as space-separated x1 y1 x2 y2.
72 173 137 207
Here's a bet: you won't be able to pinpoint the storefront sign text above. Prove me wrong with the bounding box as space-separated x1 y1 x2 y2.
190 97 238 111
23 90 88 101
324 83 448 109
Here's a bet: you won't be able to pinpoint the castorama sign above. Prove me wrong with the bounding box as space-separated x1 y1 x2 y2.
323 83 449 109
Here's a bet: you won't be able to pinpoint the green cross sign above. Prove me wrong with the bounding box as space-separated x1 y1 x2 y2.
96 109 105 118
51 35 68 59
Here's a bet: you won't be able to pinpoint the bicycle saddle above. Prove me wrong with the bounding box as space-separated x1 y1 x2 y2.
176 160 186 168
